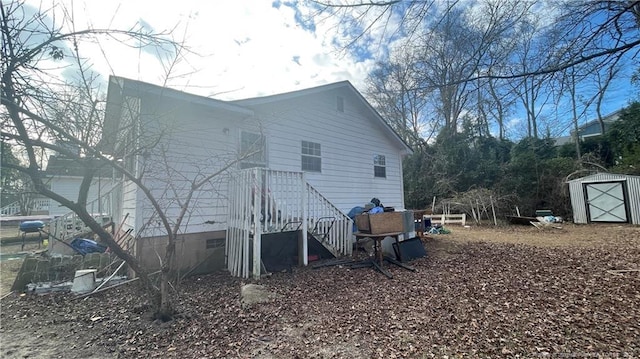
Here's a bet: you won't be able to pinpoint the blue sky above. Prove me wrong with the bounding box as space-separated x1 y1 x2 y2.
27 0 376 101
24 0 639 139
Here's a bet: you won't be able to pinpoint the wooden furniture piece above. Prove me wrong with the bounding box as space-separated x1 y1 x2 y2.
353 231 415 278
354 231 402 264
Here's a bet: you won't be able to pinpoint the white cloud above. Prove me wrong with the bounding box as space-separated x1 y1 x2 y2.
27 0 376 100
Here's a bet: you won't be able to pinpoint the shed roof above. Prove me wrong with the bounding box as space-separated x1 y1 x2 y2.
567 172 640 183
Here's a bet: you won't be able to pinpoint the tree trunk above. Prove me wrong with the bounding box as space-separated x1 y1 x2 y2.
156 240 176 321
157 271 173 321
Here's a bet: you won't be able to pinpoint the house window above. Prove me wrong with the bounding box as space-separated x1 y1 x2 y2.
374 155 386 178
301 141 321 172
337 96 344 112
240 131 266 169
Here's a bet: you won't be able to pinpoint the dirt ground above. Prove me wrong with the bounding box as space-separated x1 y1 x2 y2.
1 227 47 297
1 223 639 358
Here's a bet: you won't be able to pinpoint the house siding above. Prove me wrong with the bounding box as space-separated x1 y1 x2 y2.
132 95 251 238
109 78 409 240
250 89 406 212
48 176 115 217
121 180 138 231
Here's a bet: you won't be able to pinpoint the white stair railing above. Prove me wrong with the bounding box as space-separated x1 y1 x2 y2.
306 183 353 257
226 168 353 278
1 198 50 216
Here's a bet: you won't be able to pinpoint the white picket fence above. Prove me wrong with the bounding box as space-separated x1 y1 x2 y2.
1 198 50 216
427 213 467 226
226 168 352 279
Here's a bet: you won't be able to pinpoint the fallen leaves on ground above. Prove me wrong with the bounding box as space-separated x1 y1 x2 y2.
1 226 639 358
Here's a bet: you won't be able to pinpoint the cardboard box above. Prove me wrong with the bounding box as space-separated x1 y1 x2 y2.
355 211 413 235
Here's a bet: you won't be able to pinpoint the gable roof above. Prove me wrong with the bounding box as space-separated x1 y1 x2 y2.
233 81 413 154
101 76 255 153
103 77 412 155
45 155 112 177
107 76 254 116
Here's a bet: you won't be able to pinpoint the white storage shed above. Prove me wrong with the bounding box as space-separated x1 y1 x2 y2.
567 173 640 225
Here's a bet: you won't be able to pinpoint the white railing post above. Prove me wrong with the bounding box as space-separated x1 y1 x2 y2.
252 168 262 279
301 172 308 266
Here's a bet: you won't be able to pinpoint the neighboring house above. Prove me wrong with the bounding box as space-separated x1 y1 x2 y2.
45 154 115 217
51 76 413 278
555 109 622 146
0 153 114 218
576 110 622 139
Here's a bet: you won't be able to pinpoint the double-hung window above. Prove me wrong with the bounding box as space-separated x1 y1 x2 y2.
374 154 386 178
301 141 321 172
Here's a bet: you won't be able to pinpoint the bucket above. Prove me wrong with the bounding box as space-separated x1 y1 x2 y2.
71 269 97 294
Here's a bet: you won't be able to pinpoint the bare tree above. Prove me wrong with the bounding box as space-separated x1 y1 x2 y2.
313 0 640 86
592 58 623 134
366 49 434 147
357 0 533 139
0 0 224 320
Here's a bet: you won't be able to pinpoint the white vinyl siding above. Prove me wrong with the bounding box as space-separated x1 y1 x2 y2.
48 176 116 217
119 79 408 238
119 96 140 174
131 95 249 237
250 91 406 212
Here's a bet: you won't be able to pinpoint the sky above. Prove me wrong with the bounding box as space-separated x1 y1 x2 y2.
25 0 375 101
20 0 639 139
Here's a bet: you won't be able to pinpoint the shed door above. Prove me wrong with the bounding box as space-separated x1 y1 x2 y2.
584 181 628 223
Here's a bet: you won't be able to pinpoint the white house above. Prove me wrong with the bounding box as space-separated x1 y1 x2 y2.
0 154 114 219
51 76 413 278
554 109 622 146
45 154 116 217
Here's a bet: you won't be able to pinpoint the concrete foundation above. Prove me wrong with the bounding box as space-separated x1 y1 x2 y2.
135 230 227 276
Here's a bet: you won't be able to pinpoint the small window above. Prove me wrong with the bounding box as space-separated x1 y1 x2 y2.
374 155 386 178
337 96 344 112
240 131 266 168
302 141 321 172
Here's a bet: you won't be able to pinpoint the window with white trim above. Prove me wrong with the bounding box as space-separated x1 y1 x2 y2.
240 131 266 169
301 141 321 172
374 154 386 178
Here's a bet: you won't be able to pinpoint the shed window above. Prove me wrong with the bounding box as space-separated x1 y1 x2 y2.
302 141 321 172
374 155 386 178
